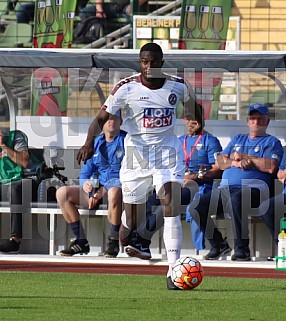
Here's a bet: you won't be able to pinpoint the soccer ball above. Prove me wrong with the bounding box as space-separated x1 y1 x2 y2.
171 256 204 290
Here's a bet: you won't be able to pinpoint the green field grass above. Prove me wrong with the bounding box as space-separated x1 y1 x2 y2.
0 271 284 321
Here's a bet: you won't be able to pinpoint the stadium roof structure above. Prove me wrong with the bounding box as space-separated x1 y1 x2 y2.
0 50 94 68
1 49 286 129
0 49 285 71
92 50 286 72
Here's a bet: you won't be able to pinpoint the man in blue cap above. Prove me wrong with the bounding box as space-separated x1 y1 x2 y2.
188 103 284 261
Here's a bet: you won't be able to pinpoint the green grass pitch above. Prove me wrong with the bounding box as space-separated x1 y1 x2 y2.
0 271 284 321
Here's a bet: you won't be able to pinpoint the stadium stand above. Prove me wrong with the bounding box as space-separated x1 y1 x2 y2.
0 50 285 259
0 22 32 47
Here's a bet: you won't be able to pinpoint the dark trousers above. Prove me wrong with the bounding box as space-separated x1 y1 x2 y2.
260 193 286 244
0 179 38 238
79 4 127 20
16 3 35 24
139 187 192 240
190 186 265 250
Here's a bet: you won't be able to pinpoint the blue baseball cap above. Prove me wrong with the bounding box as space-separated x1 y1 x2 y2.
248 103 269 116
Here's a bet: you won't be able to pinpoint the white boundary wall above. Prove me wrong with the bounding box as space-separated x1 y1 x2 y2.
16 116 286 149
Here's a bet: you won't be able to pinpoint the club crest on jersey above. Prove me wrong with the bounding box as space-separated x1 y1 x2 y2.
168 93 177 105
143 108 173 128
116 148 123 158
272 153 279 160
233 144 240 152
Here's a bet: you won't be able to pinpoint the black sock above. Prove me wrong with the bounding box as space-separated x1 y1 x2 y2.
70 221 87 243
109 224 120 240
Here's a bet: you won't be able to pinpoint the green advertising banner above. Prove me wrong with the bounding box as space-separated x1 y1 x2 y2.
178 0 233 119
179 0 233 50
30 68 69 116
31 0 76 116
33 0 77 48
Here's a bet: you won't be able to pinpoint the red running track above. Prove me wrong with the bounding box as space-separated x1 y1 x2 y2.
0 261 285 279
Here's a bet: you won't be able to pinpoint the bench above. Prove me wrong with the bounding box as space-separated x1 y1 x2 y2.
29 203 109 256
0 197 276 259
0 199 276 258
212 214 276 259
0 201 109 256
0 146 278 259
0 147 110 256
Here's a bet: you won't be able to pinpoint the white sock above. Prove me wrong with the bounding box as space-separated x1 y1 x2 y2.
163 216 182 276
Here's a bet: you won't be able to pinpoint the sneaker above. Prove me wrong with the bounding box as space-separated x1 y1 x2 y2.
125 239 151 260
166 276 181 290
60 239 90 256
231 247 251 261
205 238 232 260
119 224 134 247
0 238 20 254
104 237 119 258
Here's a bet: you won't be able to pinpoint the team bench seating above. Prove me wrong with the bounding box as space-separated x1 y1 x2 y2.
0 201 108 255
0 150 274 257
0 147 110 255
0 200 276 258
211 214 276 259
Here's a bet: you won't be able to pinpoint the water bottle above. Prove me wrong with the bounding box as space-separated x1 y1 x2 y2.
198 164 207 179
49 148 57 167
277 218 286 269
89 173 99 198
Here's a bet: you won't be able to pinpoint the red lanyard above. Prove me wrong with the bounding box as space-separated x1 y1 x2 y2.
183 133 202 165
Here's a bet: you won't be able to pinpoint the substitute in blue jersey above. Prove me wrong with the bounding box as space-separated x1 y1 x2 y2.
79 129 126 189
220 132 282 189
57 113 126 258
188 103 283 261
179 103 222 250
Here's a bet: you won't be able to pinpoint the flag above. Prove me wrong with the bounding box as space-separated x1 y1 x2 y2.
179 0 233 50
33 0 77 48
31 0 76 116
178 0 233 119
30 67 69 116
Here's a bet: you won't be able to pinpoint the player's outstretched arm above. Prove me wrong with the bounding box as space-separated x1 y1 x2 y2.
77 109 110 164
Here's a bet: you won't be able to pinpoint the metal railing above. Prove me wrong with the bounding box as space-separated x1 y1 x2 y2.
83 0 182 49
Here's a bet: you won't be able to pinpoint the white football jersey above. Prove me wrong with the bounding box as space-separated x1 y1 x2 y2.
103 73 192 146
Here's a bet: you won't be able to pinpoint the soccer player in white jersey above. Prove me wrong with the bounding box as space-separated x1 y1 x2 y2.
77 42 196 290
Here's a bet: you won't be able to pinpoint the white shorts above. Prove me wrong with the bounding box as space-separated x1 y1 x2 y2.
120 135 185 204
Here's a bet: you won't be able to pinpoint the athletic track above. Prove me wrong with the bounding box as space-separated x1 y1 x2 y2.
0 260 286 279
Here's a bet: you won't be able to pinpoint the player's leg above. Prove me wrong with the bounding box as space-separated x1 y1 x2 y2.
56 185 90 256
152 135 185 289
158 181 183 288
136 190 163 243
124 202 153 260
56 185 89 222
119 140 153 250
104 186 122 258
121 178 153 259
